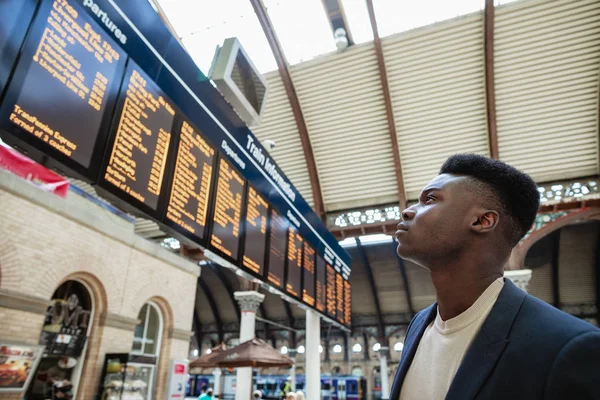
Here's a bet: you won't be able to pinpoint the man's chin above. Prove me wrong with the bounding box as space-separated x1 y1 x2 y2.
396 242 412 258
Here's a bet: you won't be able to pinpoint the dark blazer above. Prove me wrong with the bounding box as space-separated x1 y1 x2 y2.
389 279 600 400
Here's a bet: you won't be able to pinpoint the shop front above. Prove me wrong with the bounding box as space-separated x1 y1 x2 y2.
26 280 93 400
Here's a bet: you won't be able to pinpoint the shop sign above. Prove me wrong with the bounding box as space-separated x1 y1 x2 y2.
166 360 188 399
0 343 44 392
39 294 91 357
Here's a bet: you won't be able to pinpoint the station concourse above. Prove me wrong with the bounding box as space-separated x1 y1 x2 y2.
1 0 600 399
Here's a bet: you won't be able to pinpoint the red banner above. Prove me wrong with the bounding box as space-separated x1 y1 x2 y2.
0 146 69 197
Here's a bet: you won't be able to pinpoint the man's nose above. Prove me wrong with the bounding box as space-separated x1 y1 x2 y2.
401 208 416 221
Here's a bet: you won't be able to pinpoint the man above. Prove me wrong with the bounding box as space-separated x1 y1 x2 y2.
390 154 600 400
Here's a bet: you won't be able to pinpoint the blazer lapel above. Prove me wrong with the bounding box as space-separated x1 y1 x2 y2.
389 305 437 400
445 279 527 400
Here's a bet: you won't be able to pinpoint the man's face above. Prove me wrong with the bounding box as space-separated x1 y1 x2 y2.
395 174 477 268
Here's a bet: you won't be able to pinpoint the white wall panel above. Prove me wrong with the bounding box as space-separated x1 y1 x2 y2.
383 13 489 199
495 0 600 182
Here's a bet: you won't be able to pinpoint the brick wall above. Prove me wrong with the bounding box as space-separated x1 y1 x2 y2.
0 172 199 399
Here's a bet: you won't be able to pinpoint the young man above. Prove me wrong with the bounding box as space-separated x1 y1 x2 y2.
390 154 600 400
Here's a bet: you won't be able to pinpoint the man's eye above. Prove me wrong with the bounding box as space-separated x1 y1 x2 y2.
425 195 435 204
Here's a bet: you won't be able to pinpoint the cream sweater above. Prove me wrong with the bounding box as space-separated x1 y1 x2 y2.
399 277 504 400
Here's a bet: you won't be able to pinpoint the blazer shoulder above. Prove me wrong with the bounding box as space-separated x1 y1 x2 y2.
521 294 599 333
544 330 600 399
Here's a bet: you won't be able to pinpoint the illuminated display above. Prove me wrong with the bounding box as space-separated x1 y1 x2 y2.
102 63 175 209
326 264 336 318
0 0 125 172
336 273 345 324
286 227 303 298
242 186 268 275
209 157 245 260
267 209 288 288
344 280 351 327
302 243 316 307
165 118 215 240
315 256 326 313
0 0 353 329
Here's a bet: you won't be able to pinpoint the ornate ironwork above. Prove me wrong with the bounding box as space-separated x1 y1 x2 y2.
538 179 599 203
330 206 401 228
521 211 573 242
330 179 599 231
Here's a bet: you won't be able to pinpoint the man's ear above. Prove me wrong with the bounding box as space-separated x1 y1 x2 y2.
471 209 499 233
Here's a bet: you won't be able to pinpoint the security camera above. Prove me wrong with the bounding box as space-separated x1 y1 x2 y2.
334 28 348 51
264 139 276 151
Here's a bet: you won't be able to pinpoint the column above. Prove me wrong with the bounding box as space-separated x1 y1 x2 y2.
378 346 390 400
234 291 265 400
305 309 321 400
212 368 222 396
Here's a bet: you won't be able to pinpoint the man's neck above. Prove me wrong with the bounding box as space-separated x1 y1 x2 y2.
429 256 504 321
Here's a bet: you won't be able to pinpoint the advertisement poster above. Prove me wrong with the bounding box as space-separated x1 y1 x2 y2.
166 360 188 399
0 343 44 392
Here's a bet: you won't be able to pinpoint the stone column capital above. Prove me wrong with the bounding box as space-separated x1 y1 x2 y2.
234 291 265 312
504 269 532 293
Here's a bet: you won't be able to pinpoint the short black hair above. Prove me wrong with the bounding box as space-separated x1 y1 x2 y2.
440 154 539 246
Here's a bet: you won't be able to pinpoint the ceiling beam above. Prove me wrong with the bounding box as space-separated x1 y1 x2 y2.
356 237 385 341
343 332 349 362
197 278 224 342
551 230 561 309
484 0 499 159
192 310 203 352
362 331 370 361
250 0 326 218
208 264 241 322
393 246 416 316
282 300 297 347
321 0 354 45
366 0 407 210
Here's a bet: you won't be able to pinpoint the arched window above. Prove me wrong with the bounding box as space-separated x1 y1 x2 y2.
132 302 163 356
27 280 94 399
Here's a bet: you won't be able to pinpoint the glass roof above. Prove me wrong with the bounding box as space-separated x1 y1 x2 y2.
340 0 373 44
157 0 277 74
263 0 336 65
157 0 524 75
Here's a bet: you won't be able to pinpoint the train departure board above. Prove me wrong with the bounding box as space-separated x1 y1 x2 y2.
267 209 288 288
326 264 336 318
101 62 175 210
336 273 345 324
0 0 352 331
164 118 215 242
209 157 245 261
242 186 268 275
0 0 126 176
302 243 316 307
285 227 303 298
344 280 351 327
315 256 326 313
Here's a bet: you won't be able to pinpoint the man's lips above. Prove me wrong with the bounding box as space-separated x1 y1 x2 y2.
396 223 408 237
